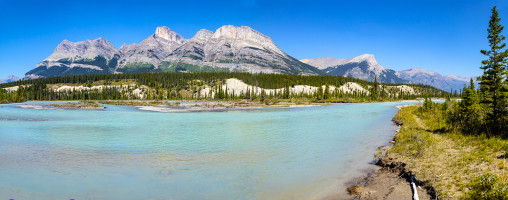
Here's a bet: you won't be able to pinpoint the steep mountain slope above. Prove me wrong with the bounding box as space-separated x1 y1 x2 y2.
26 38 120 78
117 26 185 73
301 54 406 83
25 25 322 78
161 25 321 74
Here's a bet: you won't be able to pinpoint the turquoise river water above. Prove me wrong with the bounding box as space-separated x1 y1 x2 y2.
0 101 421 200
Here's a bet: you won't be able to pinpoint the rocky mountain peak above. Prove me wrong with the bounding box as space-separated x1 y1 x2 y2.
213 25 266 39
119 44 129 51
349 54 377 65
25 25 322 78
93 37 107 43
155 26 184 43
53 40 78 54
46 38 118 62
213 25 283 55
58 39 73 46
191 29 214 42
350 54 388 74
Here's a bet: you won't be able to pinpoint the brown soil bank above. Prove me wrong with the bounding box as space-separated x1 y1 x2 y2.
346 157 434 200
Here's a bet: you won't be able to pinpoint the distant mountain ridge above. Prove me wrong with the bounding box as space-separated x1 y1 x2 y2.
301 55 475 92
0 75 20 84
302 54 406 84
300 57 349 69
25 25 322 78
396 68 477 92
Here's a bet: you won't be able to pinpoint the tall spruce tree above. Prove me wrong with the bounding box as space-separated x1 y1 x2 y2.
479 6 508 136
459 79 481 134
372 74 379 100
324 84 330 99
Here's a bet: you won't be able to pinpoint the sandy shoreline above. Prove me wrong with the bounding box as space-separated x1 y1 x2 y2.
15 103 104 110
346 165 432 199
136 104 320 113
15 104 63 110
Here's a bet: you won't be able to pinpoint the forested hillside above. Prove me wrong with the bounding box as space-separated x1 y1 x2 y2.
0 72 447 103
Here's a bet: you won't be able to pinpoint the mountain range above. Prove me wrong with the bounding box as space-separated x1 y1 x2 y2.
22 25 474 92
0 75 20 84
25 25 321 79
302 54 405 84
301 55 475 92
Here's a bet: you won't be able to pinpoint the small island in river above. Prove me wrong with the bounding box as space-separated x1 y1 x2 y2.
50 101 106 110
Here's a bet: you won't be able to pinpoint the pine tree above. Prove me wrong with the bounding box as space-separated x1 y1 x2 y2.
459 79 481 134
323 84 330 99
423 94 432 111
283 85 290 99
316 86 323 100
372 74 379 100
478 6 508 136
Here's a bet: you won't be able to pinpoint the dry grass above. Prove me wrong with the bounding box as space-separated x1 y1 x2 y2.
346 185 364 196
386 105 508 199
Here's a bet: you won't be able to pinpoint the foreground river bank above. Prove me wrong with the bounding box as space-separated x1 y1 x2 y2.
351 103 507 200
0 101 423 199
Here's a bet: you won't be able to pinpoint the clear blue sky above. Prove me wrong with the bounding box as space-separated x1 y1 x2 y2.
0 0 507 78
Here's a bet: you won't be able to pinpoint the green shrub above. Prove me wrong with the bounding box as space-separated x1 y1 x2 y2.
462 173 508 200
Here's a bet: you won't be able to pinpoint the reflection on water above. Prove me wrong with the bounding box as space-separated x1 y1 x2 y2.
0 101 420 199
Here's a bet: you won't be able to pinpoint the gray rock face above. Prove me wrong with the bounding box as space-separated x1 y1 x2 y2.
25 25 321 78
26 38 121 78
162 25 315 74
47 37 119 61
118 26 185 70
191 29 214 42
303 54 406 84
155 26 185 43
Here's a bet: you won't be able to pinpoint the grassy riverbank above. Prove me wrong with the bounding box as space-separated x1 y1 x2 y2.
384 105 507 199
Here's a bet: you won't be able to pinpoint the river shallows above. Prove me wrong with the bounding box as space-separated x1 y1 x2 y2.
0 101 419 199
